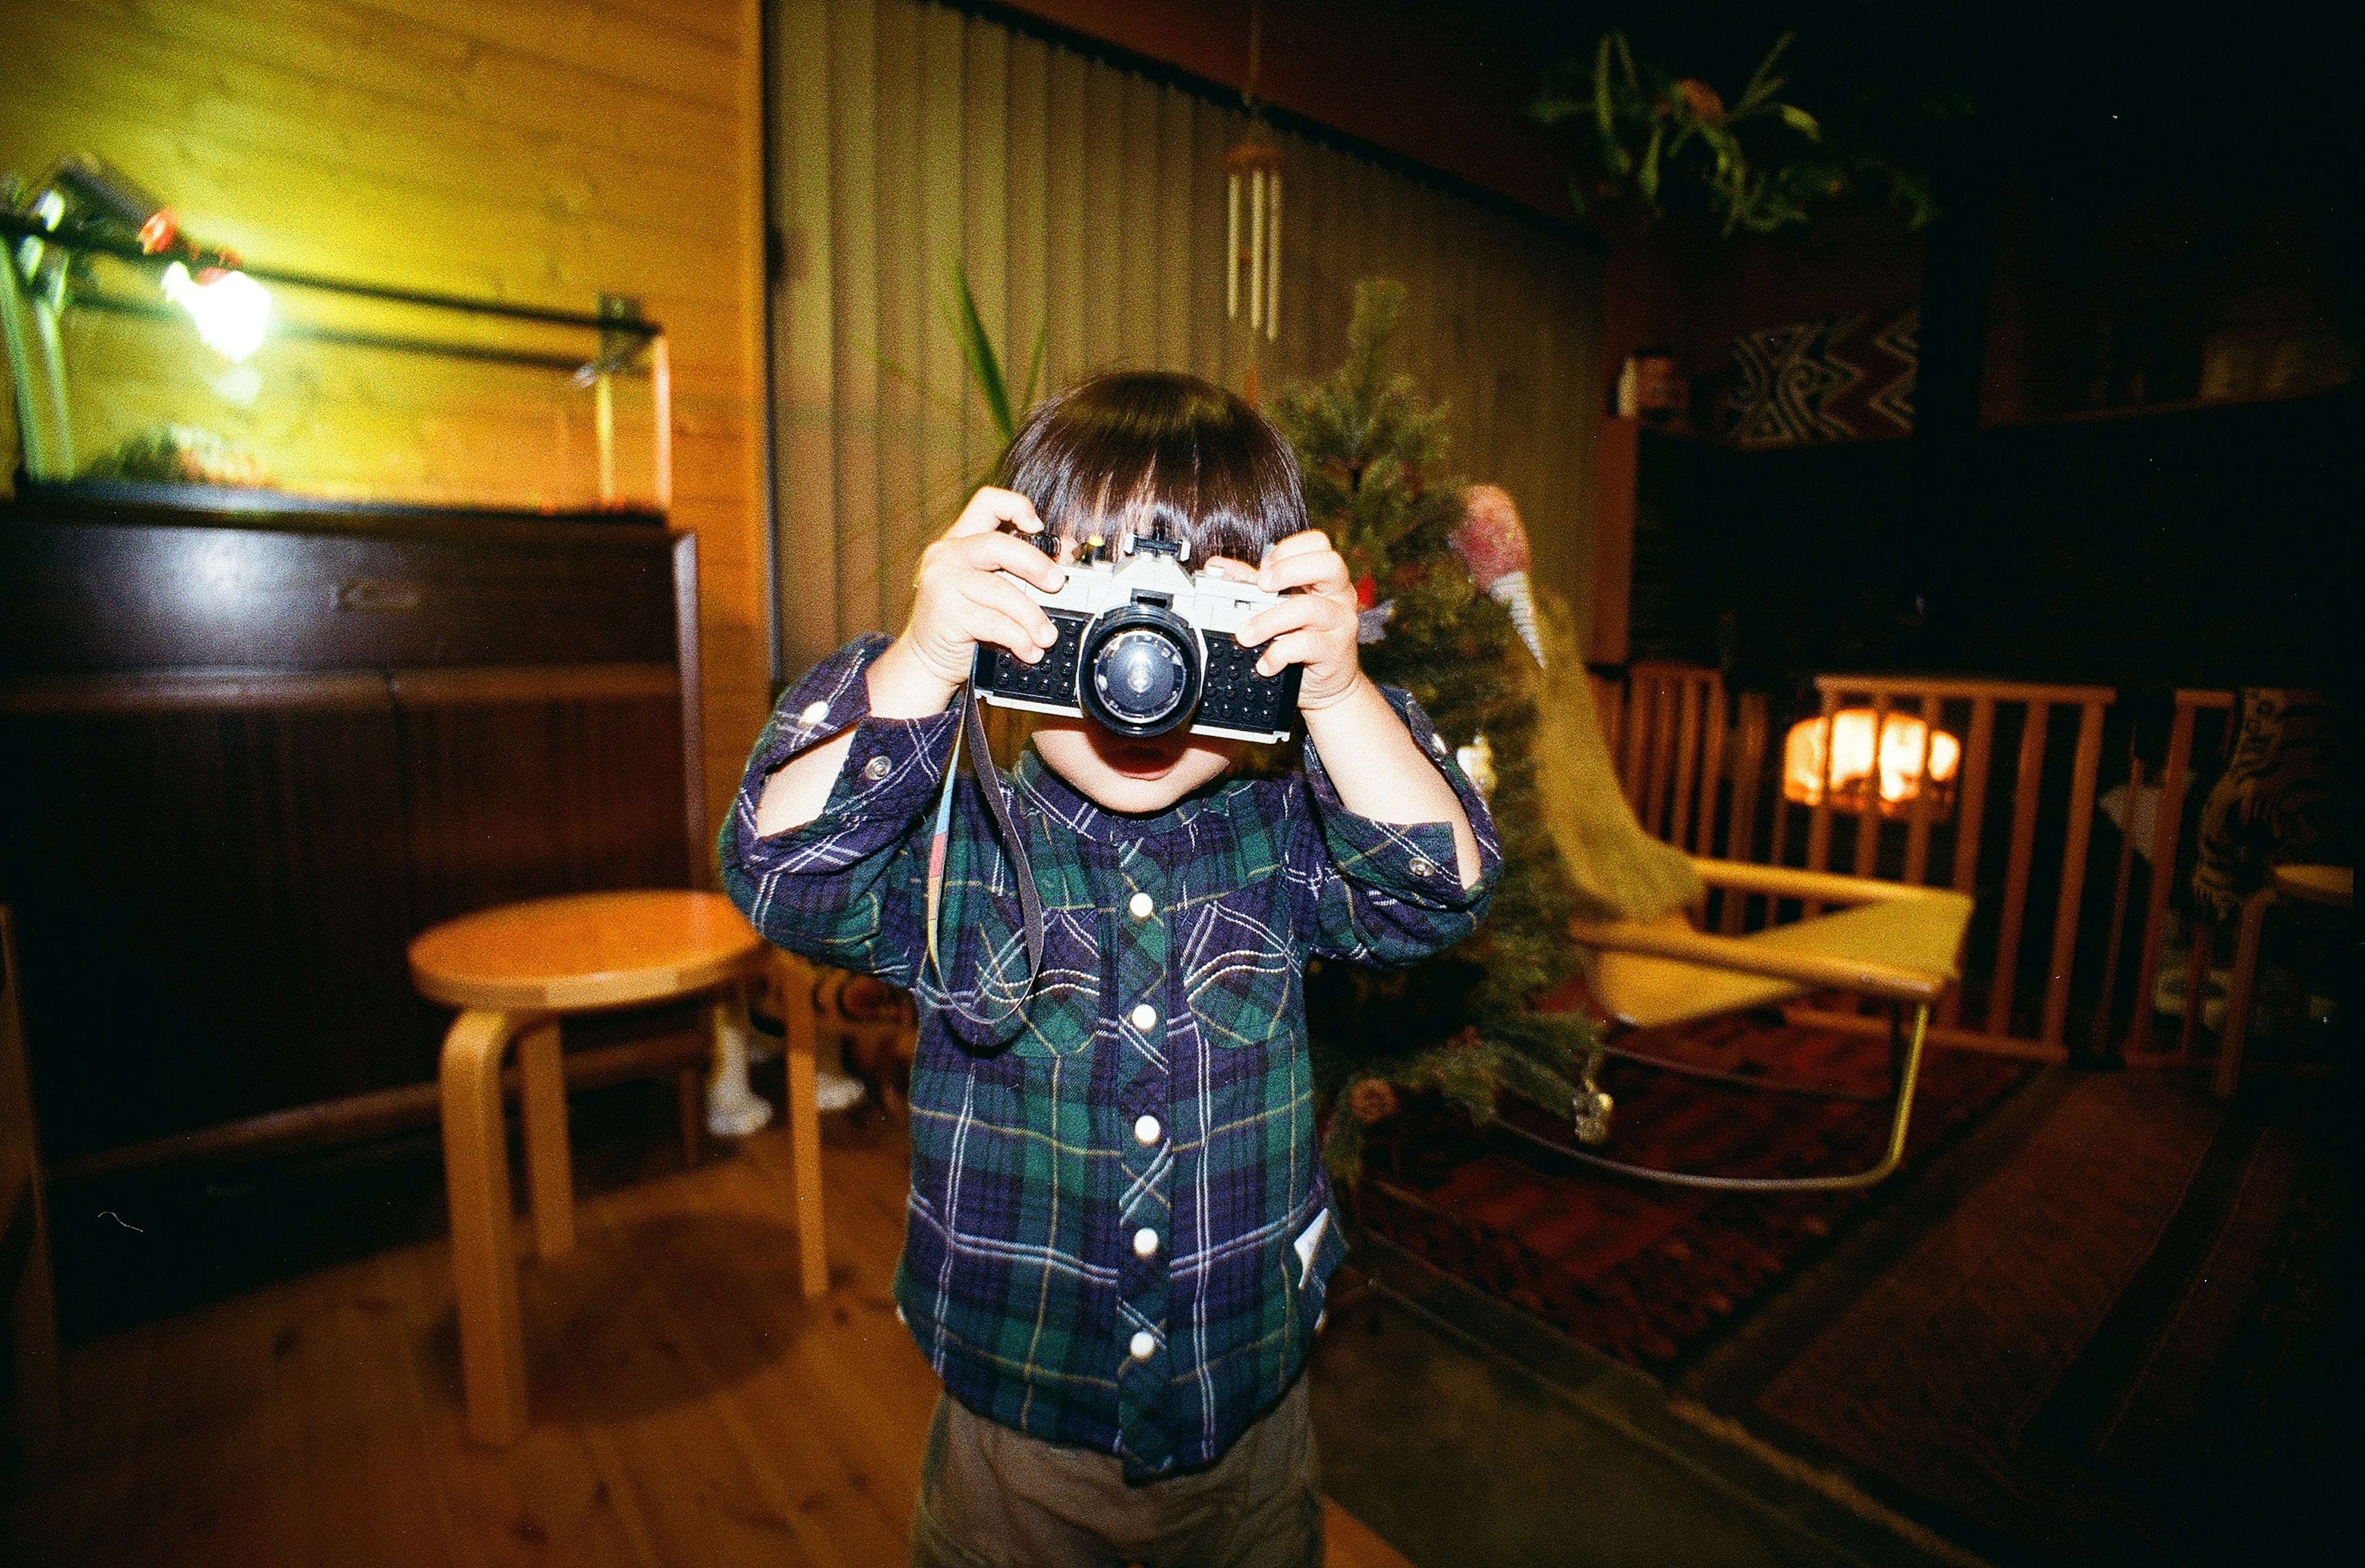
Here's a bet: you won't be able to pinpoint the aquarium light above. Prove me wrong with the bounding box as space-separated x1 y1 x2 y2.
161 260 271 362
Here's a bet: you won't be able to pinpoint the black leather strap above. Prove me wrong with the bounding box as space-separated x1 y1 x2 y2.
963 682 1047 982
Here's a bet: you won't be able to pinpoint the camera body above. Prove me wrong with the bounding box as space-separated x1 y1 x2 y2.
972 531 1301 743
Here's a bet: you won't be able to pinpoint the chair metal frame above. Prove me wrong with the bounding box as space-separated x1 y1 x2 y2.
1553 857 1970 1192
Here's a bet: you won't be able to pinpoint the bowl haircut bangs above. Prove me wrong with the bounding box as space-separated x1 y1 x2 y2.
995 371 1307 566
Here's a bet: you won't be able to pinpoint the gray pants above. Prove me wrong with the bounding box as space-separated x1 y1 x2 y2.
910 1378 1323 1568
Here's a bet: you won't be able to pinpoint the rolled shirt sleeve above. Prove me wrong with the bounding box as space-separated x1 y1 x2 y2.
720 634 960 984
1292 684 1502 965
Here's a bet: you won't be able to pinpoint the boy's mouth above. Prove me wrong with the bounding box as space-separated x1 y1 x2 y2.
1099 738 1182 778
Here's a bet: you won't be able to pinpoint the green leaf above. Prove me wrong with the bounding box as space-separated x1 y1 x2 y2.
1638 122 1665 203
1019 323 1046 418
1737 31 1794 112
1593 34 1616 145
945 258 1014 442
1779 103 1821 140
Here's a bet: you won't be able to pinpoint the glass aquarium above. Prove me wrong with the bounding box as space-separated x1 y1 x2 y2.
2 177 668 519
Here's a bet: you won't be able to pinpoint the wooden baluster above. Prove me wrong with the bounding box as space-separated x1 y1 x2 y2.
2094 755 2145 1057
1620 673 1652 809
1694 681 1727 859
1986 701 2052 1040
2125 692 2229 1060
2040 699 2109 1047
1669 676 1704 849
1805 684 1841 916
1592 673 1623 753
1902 693 1939 886
1942 696 1996 1031
1642 678 1678 837
1856 692 1891 879
1722 694 1766 934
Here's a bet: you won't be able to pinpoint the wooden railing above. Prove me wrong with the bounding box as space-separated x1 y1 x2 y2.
1592 665 2116 1062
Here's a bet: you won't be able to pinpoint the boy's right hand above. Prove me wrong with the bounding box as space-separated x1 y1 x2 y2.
870 488 1069 716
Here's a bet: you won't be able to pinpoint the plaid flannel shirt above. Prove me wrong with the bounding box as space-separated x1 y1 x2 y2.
722 634 1500 1476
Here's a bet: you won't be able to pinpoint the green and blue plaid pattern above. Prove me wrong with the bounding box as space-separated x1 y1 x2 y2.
724 635 1498 1476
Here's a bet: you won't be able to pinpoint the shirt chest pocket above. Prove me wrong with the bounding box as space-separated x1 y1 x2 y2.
1178 889 1301 1051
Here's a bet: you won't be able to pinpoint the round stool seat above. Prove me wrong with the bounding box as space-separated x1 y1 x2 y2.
411 889 763 1012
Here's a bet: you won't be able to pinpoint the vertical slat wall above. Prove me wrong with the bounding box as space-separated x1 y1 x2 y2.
0 0 772 844
769 0 1604 680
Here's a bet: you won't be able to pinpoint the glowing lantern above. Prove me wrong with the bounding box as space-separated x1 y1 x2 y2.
1784 709 1962 818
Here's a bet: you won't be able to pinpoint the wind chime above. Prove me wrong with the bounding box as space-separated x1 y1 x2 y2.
1224 2 1281 401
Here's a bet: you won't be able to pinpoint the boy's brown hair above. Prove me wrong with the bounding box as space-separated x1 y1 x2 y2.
996 371 1307 566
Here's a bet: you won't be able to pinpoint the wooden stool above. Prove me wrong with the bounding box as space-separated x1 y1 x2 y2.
410 890 827 1446
2216 864 2353 1099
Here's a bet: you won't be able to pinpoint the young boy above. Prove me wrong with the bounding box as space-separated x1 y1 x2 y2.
723 372 1499 1567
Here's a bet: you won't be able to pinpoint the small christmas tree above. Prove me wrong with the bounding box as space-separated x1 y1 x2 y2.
1268 280 1605 1181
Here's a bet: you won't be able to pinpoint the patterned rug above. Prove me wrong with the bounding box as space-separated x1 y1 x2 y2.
1747 1071 2348 1564
1355 1008 2029 1368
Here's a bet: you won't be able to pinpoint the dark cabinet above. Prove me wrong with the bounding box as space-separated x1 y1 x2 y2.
0 495 703 1171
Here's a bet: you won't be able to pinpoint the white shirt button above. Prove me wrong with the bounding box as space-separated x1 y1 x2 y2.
1128 1330 1157 1362
1129 891 1155 919
1409 857 1436 879
1133 1227 1160 1259
1130 1003 1157 1031
863 754 892 782
1133 1114 1162 1146
799 700 830 727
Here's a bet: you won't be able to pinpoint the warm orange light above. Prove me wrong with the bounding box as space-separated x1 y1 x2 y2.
1784 709 1961 817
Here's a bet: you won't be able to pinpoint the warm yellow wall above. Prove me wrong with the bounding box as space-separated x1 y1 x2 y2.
0 0 772 839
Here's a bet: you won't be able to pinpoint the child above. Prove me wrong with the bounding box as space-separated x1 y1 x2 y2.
723 371 1499 1567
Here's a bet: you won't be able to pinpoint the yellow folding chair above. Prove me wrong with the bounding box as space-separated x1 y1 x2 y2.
1556 859 1975 1192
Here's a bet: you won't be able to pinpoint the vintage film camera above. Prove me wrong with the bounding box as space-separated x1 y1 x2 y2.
971 528 1301 743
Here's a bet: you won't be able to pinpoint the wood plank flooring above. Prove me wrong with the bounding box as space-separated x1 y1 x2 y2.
2 1110 1409 1567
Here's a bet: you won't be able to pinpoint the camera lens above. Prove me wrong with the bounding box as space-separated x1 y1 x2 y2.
1080 608 1201 737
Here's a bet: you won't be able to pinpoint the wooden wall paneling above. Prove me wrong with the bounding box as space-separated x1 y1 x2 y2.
4 0 770 829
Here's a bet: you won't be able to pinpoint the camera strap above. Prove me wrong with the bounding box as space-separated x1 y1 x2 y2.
923 681 1047 994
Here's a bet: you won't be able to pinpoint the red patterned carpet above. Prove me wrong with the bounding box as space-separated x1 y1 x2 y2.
1356 1008 2032 1367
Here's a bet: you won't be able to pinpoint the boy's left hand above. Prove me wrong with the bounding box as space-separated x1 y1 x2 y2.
1224 530 1364 711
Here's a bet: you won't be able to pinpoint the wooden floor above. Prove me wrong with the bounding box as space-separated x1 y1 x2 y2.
1 1109 1409 1567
